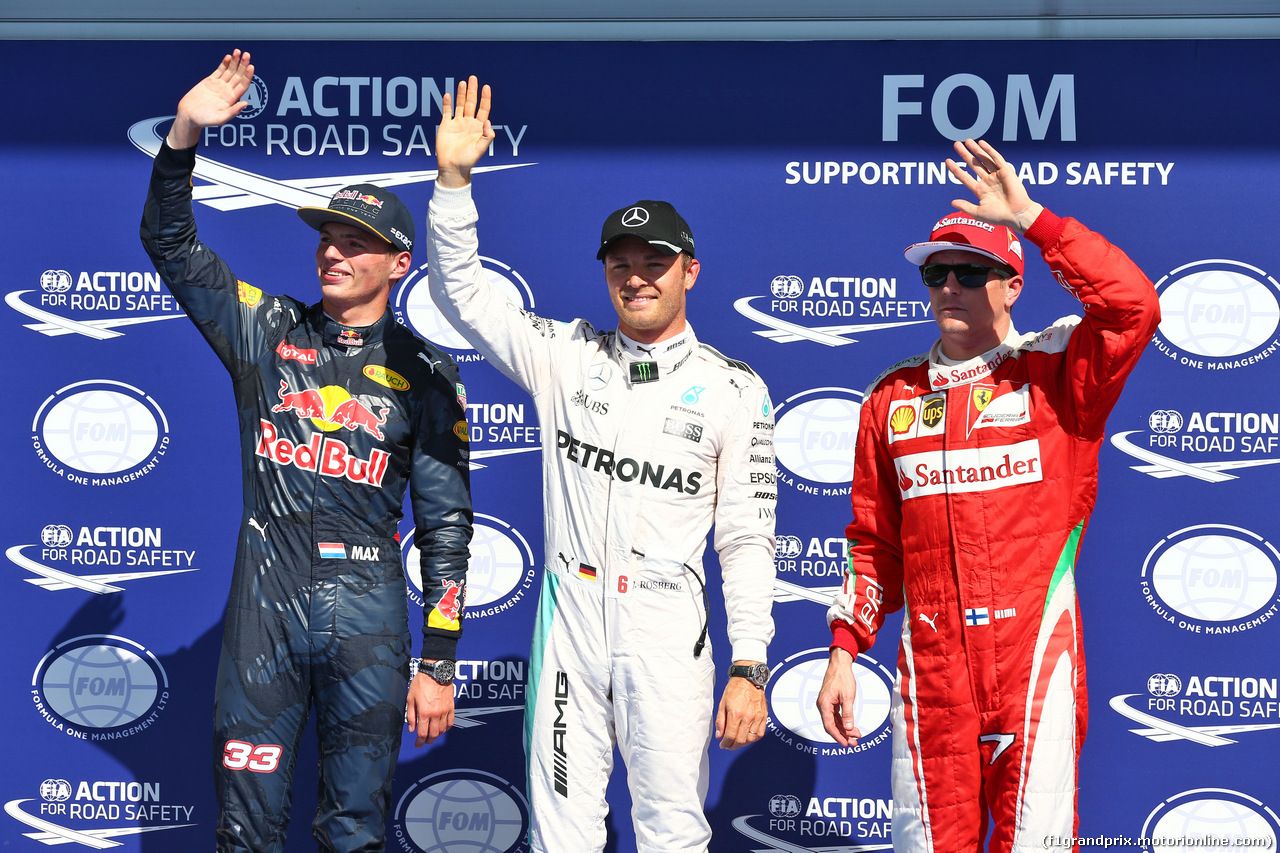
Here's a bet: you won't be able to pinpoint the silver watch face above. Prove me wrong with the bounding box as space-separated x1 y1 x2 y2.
733 663 770 687
424 659 455 684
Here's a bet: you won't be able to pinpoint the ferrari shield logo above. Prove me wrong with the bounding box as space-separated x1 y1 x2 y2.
972 386 994 411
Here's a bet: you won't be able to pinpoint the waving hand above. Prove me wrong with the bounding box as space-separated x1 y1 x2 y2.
435 76 495 189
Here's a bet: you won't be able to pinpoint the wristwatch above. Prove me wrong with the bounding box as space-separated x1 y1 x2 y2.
728 662 771 689
418 659 456 685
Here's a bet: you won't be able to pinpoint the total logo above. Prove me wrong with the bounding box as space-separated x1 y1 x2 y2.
403 513 536 624
31 635 170 740
1138 789 1279 853
733 792 893 851
1110 672 1280 747
5 778 195 848
31 380 170 486
733 273 932 348
1111 409 1280 483
1148 259 1280 371
395 256 536 360
765 647 893 756
7 523 198 594
7 268 185 340
392 769 529 853
772 387 863 496
1138 524 1280 635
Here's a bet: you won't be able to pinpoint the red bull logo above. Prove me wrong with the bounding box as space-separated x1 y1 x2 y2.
328 397 389 440
255 420 390 487
271 381 389 440
428 579 464 630
332 189 384 209
272 381 327 419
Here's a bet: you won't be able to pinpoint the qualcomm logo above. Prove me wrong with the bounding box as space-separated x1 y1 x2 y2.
392 769 529 853
31 381 170 486
734 274 932 347
8 524 198 594
1139 524 1280 635
402 513 536 621
1149 260 1280 371
6 269 186 340
31 635 170 740
773 387 863 496
1110 673 1280 747
1138 789 1279 853
5 778 194 848
1111 409 1280 483
766 647 893 756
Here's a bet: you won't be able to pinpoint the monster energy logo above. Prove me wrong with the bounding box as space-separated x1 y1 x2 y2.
629 361 659 383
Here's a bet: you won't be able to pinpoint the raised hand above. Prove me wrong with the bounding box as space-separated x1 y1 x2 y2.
168 50 255 149
946 138 1044 235
435 76 495 189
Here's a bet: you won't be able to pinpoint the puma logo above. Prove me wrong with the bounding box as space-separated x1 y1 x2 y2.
247 517 268 539
918 612 938 632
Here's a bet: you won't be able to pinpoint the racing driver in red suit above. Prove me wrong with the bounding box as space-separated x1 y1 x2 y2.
817 139 1160 853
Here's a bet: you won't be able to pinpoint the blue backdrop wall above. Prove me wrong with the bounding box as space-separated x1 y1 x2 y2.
2 39 1279 852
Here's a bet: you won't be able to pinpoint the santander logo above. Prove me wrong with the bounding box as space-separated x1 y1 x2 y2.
895 439 1043 499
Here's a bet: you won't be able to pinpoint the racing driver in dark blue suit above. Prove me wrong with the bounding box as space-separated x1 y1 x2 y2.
140 50 473 853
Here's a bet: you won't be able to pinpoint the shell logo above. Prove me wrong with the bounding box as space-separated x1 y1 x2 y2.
890 404 917 435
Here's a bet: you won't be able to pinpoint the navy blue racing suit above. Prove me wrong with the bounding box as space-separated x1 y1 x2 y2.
141 142 472 853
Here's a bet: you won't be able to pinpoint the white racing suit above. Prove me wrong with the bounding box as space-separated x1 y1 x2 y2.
427 183 777 852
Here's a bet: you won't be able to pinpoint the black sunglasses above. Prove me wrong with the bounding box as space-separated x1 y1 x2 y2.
919 262 1014 289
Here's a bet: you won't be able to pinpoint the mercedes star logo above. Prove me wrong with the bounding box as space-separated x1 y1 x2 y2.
621 207 649 227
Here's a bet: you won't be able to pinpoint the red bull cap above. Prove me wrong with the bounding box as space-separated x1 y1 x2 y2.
298 183 414 254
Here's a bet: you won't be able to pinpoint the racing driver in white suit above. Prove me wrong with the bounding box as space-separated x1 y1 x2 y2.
427 78 778 852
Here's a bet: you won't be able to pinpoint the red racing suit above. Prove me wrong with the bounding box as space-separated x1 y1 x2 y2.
827 210 1160 853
